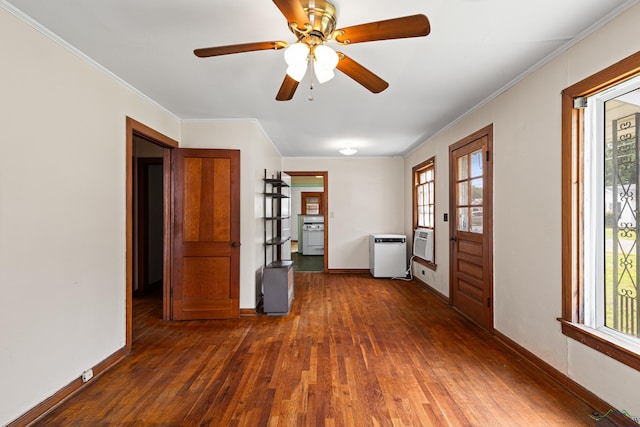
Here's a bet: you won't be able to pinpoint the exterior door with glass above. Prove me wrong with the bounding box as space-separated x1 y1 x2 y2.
449 126 494 330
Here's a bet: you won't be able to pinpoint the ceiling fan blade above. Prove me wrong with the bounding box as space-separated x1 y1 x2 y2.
334 14 430 45
272 0 311 30
194 41 286 58
276 74 300 101
336 53 389 94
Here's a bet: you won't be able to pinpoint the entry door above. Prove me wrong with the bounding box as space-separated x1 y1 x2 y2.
171 148 240 320
449 126 493 330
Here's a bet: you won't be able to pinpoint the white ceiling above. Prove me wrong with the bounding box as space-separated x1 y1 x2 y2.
3 0 637 157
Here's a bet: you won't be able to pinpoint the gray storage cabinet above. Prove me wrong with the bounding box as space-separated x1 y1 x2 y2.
263 260 294 315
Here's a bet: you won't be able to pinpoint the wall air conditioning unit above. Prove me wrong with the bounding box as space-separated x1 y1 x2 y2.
413 228 434 262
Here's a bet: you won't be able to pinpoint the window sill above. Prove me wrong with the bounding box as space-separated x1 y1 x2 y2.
558 319 640 371
413 256 437 271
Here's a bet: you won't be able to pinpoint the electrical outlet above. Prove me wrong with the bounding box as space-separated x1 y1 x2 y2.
81 369 93 383
421 270 426 275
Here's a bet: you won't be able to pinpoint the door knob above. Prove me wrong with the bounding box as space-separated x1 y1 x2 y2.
450 236 457 242
231 242 239 247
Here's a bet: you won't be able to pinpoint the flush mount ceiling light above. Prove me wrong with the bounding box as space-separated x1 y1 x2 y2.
339 147 357 156
193 0 431 101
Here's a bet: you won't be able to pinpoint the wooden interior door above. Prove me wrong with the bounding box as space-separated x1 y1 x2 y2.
171 148 240 320
301 192 323 215
449 126 493 330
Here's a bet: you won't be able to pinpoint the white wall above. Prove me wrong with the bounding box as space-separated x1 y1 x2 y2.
283 157 404 270
404 3 640 415
0 7 181 425
181 120 282 309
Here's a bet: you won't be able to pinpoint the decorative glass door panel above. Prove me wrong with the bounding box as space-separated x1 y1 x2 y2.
456 149 484 233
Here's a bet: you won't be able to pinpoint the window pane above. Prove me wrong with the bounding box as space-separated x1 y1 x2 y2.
414 160 435 232
602 89 639 338
458 208 469 232
471 178 483 205
458 181 468 205
471 207 483 233
426 169 434 182
458 155 468 180
471 150 483 178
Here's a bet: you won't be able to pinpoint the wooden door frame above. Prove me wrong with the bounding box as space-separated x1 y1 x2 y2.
126 117 178 352
284 171 328 272
448 124 494 331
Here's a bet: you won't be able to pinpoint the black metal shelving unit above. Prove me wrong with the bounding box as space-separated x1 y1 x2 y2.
262 170 294 315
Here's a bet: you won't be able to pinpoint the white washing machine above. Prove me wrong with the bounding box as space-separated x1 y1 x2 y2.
369 234 407 278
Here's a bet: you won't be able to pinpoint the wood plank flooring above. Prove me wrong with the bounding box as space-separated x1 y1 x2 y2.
34 273 598 426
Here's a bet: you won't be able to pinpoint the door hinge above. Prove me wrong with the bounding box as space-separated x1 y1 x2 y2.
170 287 173 297
487 297 491 308
573 97 587 109
486 150 490 162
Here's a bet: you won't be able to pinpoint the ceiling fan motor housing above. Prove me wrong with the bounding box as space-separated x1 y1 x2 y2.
297 0 338 43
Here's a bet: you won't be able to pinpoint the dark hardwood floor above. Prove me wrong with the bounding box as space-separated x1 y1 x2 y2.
291 252 324 272
34 273 598 426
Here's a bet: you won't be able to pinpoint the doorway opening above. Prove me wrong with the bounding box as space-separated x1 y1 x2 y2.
133 142 164 313
126 117 178 351
285 172 328 272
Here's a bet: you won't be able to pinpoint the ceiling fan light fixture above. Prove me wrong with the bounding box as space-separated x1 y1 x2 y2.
286 63 308 82
284 42 310 66
284 42 310 81
312 44 339 83
314 62 335 83
314 44 339 70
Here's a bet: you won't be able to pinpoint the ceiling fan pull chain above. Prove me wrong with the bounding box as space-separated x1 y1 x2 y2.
308 63 315 101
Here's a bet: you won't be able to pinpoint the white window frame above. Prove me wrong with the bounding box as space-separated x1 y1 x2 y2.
584 76 640 345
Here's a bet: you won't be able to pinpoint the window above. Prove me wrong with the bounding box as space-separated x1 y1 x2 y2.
561 51 640 371
415 159 435 229
413 157 436 268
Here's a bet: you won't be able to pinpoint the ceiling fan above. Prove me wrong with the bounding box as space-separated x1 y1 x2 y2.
194 0 431 101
